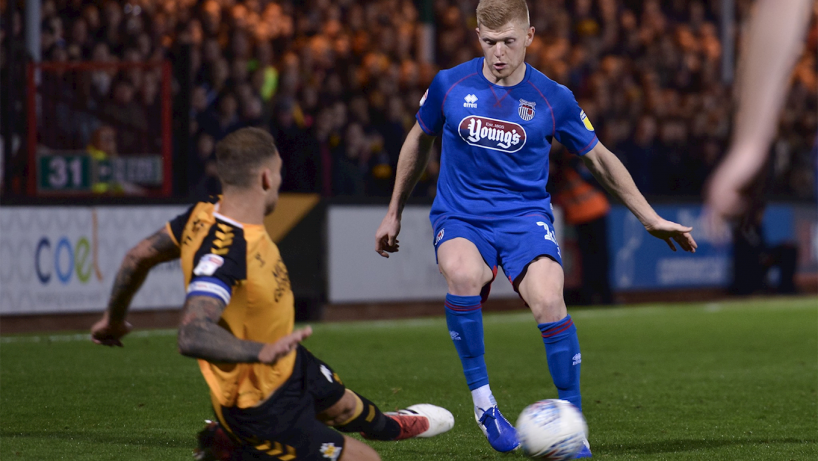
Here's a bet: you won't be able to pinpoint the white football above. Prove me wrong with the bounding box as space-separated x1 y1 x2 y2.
515 399 588 460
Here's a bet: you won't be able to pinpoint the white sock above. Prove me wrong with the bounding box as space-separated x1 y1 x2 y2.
471 385 496 413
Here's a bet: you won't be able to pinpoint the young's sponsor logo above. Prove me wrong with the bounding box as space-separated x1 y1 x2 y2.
458 116 526 153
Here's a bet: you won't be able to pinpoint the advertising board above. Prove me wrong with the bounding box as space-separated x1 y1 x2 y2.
608 203 816 291
327 205 565 303
0 206 187 314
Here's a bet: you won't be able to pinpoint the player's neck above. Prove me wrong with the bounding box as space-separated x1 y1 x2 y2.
481 59 527 87
218 190 265 225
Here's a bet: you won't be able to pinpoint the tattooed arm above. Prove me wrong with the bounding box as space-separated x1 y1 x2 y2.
177 295 312 363
91 227 180 346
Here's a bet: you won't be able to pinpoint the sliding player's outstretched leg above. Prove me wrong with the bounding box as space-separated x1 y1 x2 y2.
322 390 454 440
385 404 457 440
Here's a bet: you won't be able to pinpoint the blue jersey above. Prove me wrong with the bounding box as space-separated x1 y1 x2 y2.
417 58 598 224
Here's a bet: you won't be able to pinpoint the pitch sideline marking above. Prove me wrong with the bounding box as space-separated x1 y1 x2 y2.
0 329 177 344
2 299 813 343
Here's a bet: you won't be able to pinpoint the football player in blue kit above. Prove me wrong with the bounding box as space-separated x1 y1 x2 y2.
375 0 698 457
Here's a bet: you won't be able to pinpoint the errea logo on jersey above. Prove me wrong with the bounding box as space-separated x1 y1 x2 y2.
463 94 478 108
459 116 526 153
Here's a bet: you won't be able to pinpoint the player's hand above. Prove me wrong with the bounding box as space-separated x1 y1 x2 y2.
258 326 313 364
700 206 733 246
375 213 401 258
645 219 698 253
702 159 761 245
91 314 133 347
705 169 752 222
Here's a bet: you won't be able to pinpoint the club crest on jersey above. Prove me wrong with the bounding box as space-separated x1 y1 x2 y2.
320 443 341 460
518 99 536 121
458 116 526 153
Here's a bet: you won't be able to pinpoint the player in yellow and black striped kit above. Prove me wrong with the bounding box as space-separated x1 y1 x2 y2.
91 128 454 461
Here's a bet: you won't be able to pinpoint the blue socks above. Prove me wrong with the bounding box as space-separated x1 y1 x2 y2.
445 294 489 391
446 295 582 416
539 315 582 412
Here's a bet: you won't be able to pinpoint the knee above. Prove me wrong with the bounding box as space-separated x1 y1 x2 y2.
321 391 360 427
528 291 566 324
441 261 488 295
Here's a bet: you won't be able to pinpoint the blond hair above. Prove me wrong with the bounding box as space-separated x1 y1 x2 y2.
476 0 530 29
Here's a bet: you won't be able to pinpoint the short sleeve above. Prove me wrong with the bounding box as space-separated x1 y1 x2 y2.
186 221 247 305
166 204 196 247
553 88 598 156
415 72 447 136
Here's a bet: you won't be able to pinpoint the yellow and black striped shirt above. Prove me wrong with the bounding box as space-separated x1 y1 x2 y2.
167 198 295 409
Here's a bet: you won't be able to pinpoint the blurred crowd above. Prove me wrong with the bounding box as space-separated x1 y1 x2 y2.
4 0 817 200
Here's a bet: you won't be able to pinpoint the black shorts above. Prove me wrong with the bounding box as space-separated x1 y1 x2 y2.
217 345 348 461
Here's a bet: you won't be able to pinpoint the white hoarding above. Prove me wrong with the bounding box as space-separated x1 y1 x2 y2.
0 206 187 314
327 205 563 303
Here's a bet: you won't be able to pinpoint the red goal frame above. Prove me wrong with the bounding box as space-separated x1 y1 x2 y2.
26 61 173 197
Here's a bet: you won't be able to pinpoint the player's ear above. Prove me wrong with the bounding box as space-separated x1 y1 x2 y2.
525 26 535 46
260 167 272 191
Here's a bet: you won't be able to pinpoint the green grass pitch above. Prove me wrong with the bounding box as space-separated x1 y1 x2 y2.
2 297 816 460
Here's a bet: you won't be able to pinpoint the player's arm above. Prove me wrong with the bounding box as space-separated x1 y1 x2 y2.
375 122 436 257
389 122 437 217
705 0 812 222
91 227 181 346
581 143 697 253
177 295 312 364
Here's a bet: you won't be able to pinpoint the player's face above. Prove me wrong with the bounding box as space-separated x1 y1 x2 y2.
262 154 283 216
476 19 534 84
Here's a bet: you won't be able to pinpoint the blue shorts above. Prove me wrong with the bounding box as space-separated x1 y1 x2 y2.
432 213 562 296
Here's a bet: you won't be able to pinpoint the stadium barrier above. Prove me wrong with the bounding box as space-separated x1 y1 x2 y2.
326 205 565 303
608 203 817 291
0 204 187 315
0 194 324 316
1 200 814 317
325 202 817 304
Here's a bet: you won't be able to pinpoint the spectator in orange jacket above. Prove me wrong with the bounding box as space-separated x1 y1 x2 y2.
550 147 613 305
